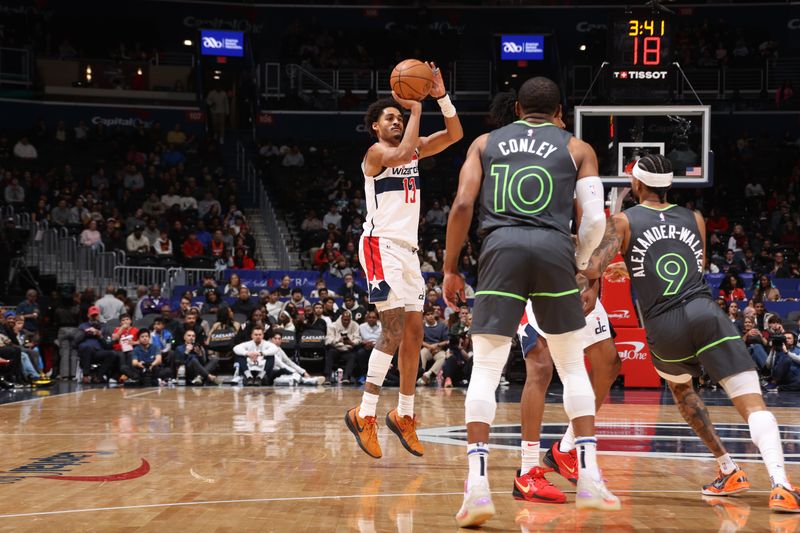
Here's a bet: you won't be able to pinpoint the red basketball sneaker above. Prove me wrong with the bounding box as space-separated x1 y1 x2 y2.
513 467 566 504
543 441 578 485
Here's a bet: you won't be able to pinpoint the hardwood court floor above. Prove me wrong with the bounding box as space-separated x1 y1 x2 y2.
0 385 797 532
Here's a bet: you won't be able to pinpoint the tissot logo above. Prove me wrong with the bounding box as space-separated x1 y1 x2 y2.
613 70 668 80
617 341 647 361
0 451 150 485
417 422 800 463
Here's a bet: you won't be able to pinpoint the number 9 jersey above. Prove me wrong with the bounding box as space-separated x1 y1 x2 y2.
621 204 709 320
361 148 421 250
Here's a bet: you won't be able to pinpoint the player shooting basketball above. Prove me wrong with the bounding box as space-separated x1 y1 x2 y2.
583 154 800 513
345 62 463 460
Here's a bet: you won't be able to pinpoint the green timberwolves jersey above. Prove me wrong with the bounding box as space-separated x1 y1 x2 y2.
623 204 710 319
478 122 576 237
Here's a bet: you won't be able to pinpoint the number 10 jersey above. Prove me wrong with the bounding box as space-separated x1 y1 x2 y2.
361 147 422 250
477 121 577 238
622 203 710 320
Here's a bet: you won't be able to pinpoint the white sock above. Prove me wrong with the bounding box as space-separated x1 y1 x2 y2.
395 512 412 533
717 453 738 475
560 423 576 453
359 391 380 418
521 440 540 473
397 393 414 418
575 436 600 480
748 410 791 488
467 442 489 489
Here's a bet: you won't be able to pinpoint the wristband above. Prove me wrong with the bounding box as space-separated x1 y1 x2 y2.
437 94 456 118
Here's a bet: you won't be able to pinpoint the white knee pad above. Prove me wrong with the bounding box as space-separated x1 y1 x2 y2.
545 330 596 420
719 370 762 398
465 334 511 425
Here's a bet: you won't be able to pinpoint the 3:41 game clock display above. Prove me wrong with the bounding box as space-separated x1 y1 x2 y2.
610 10 672 86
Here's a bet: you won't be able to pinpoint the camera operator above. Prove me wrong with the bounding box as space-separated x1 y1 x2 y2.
770 331 800 392
742 316 770 375
763 316 790 390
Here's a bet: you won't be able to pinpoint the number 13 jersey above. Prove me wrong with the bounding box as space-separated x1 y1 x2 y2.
362 147 421 249
622 204 710 320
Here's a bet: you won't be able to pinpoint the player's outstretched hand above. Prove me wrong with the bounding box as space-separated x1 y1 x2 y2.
580 276 600 317
426 61 446 98
391 91 422 112
442 271 465 311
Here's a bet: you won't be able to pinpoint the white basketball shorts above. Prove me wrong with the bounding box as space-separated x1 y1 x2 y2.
519 299 612 356
359 235 424 313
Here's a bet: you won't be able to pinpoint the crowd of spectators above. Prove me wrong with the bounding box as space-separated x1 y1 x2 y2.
0 118 257 270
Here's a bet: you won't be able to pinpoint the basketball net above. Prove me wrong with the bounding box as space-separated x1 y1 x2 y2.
607 186 630 215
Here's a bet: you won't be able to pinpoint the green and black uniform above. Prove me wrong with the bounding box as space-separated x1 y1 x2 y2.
471 121 585 337
623 204 754 381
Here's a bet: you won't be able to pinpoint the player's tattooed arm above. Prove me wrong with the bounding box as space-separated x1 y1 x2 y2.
669 381 727 457
582 214 626 280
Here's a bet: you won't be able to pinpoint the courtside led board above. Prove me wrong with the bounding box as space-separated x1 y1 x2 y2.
575 106 712 187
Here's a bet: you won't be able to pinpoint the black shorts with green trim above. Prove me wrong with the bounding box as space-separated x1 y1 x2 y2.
644 296 755 383
471 226 585 338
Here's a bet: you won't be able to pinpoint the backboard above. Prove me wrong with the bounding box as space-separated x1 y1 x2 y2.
574 105 712 187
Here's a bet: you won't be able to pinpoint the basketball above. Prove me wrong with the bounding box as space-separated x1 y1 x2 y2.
390 59 433 101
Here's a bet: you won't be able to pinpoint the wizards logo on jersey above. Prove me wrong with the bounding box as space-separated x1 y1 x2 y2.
363 236 391 302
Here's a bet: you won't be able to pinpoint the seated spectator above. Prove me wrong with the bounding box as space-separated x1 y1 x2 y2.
76 306 116 384
275 275 293 297
13 136 37 160
743 316 769 373
179 187 199 212
139 285 167 316
232 246 255 269
268 332 325 385
4 178 25 206
418 309 450 385
304 302 330 333
208 229 228 260
50 199 71 226
232 286 258 317
324 310 361 384
143 219 160 247
321 296 340 321
198 192 221 219
182 232 206 259
233 325 281 385
339 273 366 301
153 231 173 256
161 186 181 208
162 143 185 167
223 273 247 298
425 200 447 229
770 251 792 278
752 275 781 303
341 295 366 323
329 256 354 279
166 123 187 146
265 290 283 322
301 209 324 235
150 318 174 357
719 274 747 302
175 329 219 385
442 323 473 388
323 205 343 231
236 308 269 344
127 224 151 254
770 332 800 391
726 301 744 333
309 279 329 299
142 193 167 218
283 288 310 313
122 330 170 385
16 289 40 333
176 309 207 346
282 145 305 167
705 208 729 235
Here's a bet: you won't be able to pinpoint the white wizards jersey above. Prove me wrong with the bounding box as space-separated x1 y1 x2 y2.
361 148 421 248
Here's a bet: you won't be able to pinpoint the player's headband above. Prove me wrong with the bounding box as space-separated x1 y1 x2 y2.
632 162 673 188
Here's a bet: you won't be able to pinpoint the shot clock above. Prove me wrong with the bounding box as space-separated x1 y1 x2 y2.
609 9 672 87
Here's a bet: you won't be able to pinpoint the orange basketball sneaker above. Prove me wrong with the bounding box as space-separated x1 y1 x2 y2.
345 407 382 459
385 408 424 457
702 467 751 496
770 484 800 513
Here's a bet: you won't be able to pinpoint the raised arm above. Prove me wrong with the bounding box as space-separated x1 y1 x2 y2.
442 134 487 309
418 62 463 159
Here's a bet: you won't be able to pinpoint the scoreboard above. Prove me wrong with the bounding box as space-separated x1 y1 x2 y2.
609 9 672 89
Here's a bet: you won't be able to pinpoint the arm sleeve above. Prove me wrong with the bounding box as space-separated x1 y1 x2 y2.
232 341 250 356
575 176 606 270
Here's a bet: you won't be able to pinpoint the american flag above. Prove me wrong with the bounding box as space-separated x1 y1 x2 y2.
685 167 702 177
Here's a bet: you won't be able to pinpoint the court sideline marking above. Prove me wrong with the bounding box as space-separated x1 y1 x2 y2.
0 489 772 519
